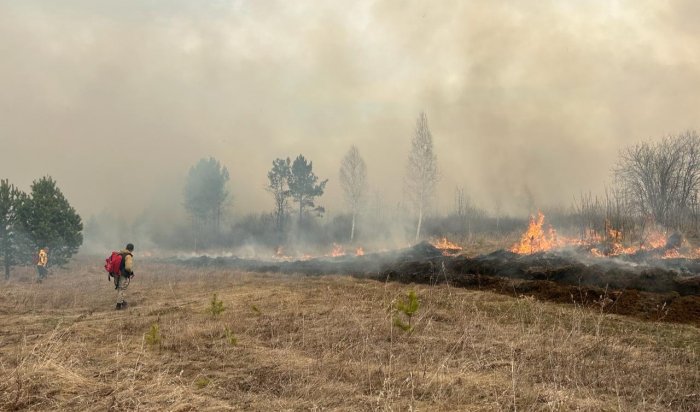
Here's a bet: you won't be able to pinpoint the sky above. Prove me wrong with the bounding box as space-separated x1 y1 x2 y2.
1 0 699 222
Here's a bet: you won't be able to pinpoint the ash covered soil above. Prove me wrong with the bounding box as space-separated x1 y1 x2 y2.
180 242 700 326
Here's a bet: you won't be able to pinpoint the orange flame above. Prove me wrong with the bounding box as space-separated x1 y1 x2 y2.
662 248 681 259
430 237 463 256
431 237 462 250
590 248 605 258
510 212 559 254
510 213 690 258
330 243 345 257
643 229 668 250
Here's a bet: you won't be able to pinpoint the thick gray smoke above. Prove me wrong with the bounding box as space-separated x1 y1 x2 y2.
1 0 699 230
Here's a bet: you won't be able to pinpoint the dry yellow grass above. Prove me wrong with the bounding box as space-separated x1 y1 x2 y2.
1 259 698 411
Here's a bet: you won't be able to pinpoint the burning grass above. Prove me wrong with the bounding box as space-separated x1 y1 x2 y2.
510 212 700 260
430 237 463 256
0 260 698 410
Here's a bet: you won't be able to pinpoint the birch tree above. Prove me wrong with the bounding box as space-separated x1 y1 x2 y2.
339 146 367 242
405 112 439 242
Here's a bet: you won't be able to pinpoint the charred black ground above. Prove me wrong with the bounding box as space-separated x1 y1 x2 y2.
179 243 700 326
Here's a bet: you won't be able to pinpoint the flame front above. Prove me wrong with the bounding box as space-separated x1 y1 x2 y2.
330 243 345 257
432 237 462 250
643 230 668 250
430 237 463 256
510 212 559 254
510 213 691 258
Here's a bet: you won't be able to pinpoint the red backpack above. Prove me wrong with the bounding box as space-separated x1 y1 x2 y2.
105 252 124 279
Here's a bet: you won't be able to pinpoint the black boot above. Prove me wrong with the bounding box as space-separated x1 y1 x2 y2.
116 302 123 310
121 301 128 309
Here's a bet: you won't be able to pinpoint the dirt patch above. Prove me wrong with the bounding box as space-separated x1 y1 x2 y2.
664 295 700 324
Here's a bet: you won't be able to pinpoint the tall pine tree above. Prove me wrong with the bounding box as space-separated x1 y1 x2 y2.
0 179 27 279
183 157 230 249
288 155 328 226
19 176 83 266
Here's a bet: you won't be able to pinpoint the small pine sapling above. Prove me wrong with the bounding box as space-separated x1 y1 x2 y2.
224 326 238 346
208 293 225 317
195 377 210 389
145 323 162 348
393 290 420 333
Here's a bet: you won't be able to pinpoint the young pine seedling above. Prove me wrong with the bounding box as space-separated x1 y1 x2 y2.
195 377 210 389
393 290 420 333
224 326 238 346
145 323 162 348
208 293 226 317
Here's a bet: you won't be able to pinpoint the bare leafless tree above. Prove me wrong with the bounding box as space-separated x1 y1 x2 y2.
339 146 367 242
454 186 476 239
454 186 468 218
603 186 638 240
614 130 700 230
405 112 439 242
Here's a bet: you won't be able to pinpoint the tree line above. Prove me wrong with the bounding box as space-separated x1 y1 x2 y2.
182 112 439 249
181 118 700 251
5 118 696 275
0 177 83 278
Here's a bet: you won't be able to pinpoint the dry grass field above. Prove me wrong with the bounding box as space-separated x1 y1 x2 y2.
1 259 699 411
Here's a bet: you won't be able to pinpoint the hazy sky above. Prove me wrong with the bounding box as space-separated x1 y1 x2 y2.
1 0 699 221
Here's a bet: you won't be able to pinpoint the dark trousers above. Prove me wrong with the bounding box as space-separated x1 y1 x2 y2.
36 265 47 281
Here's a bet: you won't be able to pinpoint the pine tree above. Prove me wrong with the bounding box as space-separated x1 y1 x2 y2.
0 179 27 279
19 176 83 266
288 155 328 226
184 157 230 248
